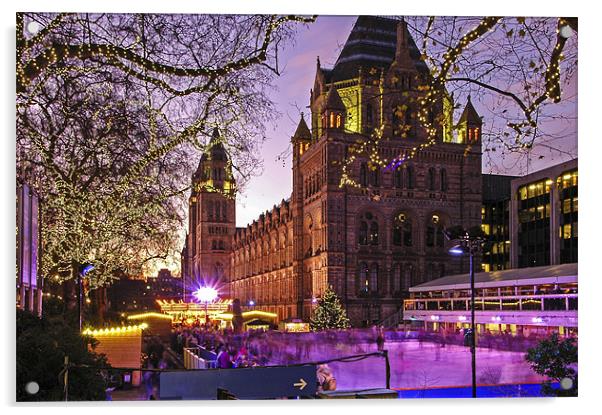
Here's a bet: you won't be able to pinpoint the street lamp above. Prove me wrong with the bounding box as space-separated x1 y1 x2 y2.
194 286 218 325
445 225 485 399
77 263 95 332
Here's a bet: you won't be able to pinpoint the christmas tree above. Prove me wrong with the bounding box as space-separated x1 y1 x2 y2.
310 286 351 330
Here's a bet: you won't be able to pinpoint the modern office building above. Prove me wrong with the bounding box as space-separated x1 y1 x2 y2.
481 174 516 272
510 158 578 268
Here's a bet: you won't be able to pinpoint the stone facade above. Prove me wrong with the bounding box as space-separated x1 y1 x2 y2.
182 16 483 326
181 128 236 302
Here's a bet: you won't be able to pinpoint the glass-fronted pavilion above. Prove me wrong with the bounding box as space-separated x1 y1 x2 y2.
403 263 577 337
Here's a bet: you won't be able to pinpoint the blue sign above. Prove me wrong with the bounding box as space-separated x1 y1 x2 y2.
160 365 317 400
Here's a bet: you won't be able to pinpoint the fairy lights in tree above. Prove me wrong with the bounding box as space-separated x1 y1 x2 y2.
336 16 576 189
17 13 317 288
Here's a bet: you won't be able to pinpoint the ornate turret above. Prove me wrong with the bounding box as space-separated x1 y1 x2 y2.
292 113 312 158
457 96 482 143
393 19 415 70
321 85 346 132
192 127 235 194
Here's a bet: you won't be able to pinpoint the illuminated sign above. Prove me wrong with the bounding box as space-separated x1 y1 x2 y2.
283 322 310 333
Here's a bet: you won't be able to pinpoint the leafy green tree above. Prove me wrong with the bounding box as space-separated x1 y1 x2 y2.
310 287 351 331
16 301 110 401
525 333 578 397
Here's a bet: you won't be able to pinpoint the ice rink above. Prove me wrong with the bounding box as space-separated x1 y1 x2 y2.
285 339 545 391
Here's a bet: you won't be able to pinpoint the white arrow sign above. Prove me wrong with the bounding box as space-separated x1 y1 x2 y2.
293 378 307 390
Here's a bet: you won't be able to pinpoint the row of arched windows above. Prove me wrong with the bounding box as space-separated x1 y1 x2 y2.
304 171 323 198
207 201 229 221
359 163 448 191
321 112 343 130
359 163 380 187
358 212 447 249
427 167 448 192
393 166 415 189
211 240 226 250
358 262 418 294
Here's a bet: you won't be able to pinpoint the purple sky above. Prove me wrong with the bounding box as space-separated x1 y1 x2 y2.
235 16 578 227
235 16 356 227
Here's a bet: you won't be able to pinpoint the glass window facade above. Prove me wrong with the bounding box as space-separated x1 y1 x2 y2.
558 170 578 264
518 179 551 268
482 199 511 271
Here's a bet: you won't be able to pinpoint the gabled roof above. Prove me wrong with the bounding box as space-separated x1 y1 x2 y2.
292 114 311 140
458 96 482 126
323 85 346 111
327 15 429 82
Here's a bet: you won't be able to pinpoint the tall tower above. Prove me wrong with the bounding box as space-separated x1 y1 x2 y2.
291 114 312 319
183 128 236 300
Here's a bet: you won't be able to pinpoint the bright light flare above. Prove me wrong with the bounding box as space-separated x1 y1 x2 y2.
194 286 218 303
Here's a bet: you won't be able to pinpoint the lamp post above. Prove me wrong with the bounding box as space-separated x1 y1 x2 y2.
445 226 485 399
194 286 218 326
77 263 95 332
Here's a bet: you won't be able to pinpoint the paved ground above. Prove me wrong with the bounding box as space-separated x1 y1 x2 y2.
110 386 148 401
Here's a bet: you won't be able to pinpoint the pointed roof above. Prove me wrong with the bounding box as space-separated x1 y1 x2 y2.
459 96 482 126
293 113 311 140
323 85 345 111
391 19 416 70
325 16 428 83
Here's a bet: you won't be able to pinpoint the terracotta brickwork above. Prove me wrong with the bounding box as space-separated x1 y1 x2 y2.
183 17 483 326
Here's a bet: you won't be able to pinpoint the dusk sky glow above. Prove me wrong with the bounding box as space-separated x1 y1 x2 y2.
234 15 578 227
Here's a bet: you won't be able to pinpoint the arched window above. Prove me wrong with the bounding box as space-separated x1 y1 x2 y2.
440 169 448 192
330 112 335 128
394 168 403 188
359 163 368 187
369 167 380 187
369 221 379 245
406 165 415 189
359 262 369 293
393 213 412 247
428 167 436 191
370 263 379 292
359 212 379 246
426 214 445 248
212 240 217 250
336 114 342 128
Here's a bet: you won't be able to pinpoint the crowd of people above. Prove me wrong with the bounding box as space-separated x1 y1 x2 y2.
142 321 574 399
169 323 571 370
